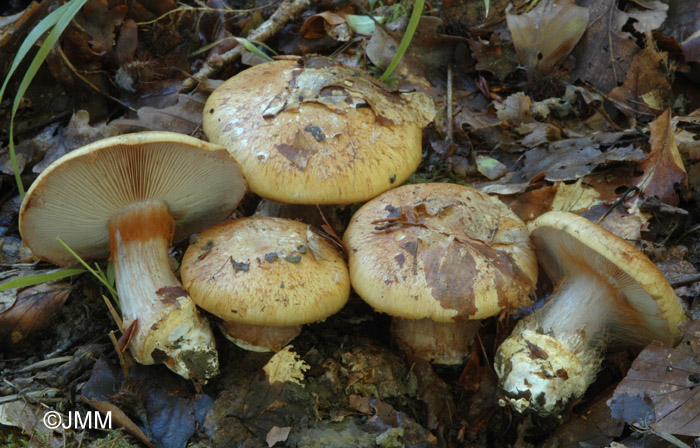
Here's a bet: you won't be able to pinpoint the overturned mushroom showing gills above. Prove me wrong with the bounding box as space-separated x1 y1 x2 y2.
181 217 350 352
19 132 247 379
494 211 687 415
203 56 435 205
343 183 537 364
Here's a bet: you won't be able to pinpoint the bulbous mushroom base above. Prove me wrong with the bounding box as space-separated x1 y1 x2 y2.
110 200 219 380
138 298 220 379
219 321 302 352
494 329 599 414
390 318 479 365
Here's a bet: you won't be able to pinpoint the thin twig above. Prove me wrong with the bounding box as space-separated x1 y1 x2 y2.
596 186 639 224
670 273 700 288
184 0 314 88
447 64 453 142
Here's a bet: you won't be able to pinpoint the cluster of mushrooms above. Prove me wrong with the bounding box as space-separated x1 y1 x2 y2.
18 57 686 416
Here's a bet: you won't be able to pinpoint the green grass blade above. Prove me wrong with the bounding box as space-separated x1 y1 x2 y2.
379 0 424 82
233 37 275 62
0 268 86 290
3 0 89 197
56 236 119 301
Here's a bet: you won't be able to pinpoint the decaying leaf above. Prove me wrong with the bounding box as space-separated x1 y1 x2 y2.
608 320 700 436
571 0 642 92
662 2 700 64
110 92 207 134
365 17 469 92
506 0 589 78
609 48 671 116
410 356 456 430
480 138 646 196
0 401 61 443
81 356 211 448
633 110 687 206
0 282 72 348
470 33 520 80
262 56 435 127
543 389 624 447
299 11 352 42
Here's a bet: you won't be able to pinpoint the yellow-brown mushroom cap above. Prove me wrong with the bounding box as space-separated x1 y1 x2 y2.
529 211 686 344
19 131 246 266
343 183 537 322
202 57 435 205
181 217 350 326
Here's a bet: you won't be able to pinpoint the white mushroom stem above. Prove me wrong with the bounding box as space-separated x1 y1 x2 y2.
218 321 302 352
109 200 219 379
391 318 480 365
495 268 638 414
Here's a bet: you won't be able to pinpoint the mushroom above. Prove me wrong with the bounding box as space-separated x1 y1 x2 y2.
181 217 350 352
19 132 247 379
343 183 537 364
202 56 435 205
494 211 687 414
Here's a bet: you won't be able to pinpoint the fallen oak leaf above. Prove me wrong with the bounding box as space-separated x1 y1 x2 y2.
608 319 700 437
0 282 72 348
633 109 687 206
608 47 671 117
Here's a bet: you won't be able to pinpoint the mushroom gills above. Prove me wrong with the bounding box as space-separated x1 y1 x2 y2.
110 199 219 379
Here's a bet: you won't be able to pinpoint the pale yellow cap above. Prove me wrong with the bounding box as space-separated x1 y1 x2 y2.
344 183 537 322
182 217 350 326
202 58 435 205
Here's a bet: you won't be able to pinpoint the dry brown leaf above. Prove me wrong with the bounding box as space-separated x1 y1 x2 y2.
662 3 700 63
571 0 641 93
470 33 520 80
633 110 687 206
506 0 589 79
0 401 61 444
608 320 700 437
365 17 468 93
299 11 351 41
609 48 671 117
62 0 128 64
110 92 206 134
0 283 72 348
543 389 624 447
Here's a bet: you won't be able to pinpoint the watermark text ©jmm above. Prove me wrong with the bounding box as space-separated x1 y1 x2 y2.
43 410 112 430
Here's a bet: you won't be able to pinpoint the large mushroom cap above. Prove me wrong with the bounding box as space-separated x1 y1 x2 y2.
181 217 350 326
20 131 246 266
203 57 435 205
529 211 686 344
344 183 537 322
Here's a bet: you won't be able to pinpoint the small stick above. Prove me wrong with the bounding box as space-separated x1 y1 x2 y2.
447 64 454 143
102 294 124 333
596 186 639 224
109 330 132 380
184 0 314 88
670 273 700 288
